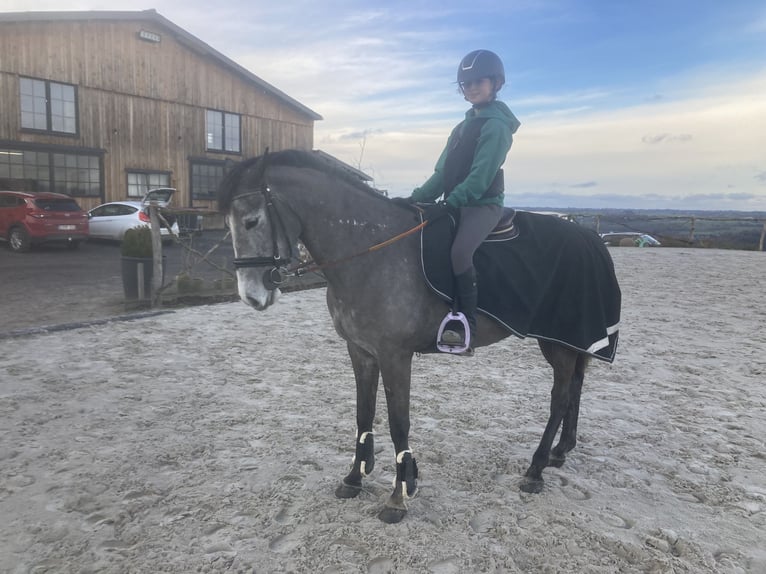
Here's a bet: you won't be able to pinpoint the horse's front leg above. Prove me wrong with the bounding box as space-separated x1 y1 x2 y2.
377 352 416 524
335 342 380 499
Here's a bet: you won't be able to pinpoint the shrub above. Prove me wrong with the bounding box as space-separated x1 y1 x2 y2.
121 226 153 257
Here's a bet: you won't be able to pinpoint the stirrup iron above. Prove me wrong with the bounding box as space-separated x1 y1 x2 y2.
437 311 472 354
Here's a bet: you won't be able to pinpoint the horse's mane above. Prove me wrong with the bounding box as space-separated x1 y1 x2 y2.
218 149 384 212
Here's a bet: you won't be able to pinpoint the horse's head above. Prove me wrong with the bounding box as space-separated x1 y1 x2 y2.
219 155 301 311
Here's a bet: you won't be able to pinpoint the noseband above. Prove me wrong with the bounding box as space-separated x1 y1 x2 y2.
231 186 295 290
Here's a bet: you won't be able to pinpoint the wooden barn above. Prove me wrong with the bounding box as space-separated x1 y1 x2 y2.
0 10 322 212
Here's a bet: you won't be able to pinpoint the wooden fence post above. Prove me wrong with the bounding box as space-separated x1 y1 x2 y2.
149 203 163 307
136 263 145 300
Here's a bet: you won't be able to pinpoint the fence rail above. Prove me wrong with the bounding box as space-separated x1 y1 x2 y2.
565 213 766 251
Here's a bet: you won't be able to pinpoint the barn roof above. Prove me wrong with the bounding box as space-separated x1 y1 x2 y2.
0 9 323 121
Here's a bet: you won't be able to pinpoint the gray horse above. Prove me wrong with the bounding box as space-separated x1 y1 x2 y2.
219 149 620 523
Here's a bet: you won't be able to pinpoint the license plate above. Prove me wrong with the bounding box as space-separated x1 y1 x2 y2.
58 225 76 231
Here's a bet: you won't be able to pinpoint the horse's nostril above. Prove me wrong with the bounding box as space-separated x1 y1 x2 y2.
245 296 264 310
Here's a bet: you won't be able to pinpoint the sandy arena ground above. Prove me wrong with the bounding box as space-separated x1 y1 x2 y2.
1 247 764 573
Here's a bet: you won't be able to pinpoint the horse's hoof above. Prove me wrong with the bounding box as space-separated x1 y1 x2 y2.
520 477 544 494
335 481 362 499
548 455 565 468
378 506 407 524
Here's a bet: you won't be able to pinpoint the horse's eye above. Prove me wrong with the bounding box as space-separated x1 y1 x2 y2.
244 217 259 231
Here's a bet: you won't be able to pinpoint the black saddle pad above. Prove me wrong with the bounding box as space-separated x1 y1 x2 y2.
420 209 621 362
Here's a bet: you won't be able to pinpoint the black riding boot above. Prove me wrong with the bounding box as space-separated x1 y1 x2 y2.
456 267 478 348
440 267 478 354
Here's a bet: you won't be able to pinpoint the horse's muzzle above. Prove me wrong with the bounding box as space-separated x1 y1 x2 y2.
237 269 280 310
243 289 279 311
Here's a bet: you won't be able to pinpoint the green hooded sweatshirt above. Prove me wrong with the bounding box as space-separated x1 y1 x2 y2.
411 99 520 208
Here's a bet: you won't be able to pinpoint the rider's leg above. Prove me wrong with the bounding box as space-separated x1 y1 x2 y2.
441 204 502 348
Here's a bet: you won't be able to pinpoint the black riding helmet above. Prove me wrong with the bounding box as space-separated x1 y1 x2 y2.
457 49 505 91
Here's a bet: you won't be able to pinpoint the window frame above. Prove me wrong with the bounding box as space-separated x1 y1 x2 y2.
20 77 79 136
52 153 101 197
0 146 102 198
205 109 241 153
126 170 172 198
190 159 227 203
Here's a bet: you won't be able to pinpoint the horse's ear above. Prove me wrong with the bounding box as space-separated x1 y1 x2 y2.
223 158 238 175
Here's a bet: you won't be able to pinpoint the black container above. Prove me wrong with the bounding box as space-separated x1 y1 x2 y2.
121 256 157 300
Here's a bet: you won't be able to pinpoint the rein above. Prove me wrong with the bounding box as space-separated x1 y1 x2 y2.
231 186 296 289
231 185 427 288
290 219 428 278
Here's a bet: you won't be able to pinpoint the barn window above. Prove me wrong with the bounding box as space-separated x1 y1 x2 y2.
127 171 171 198
51 153 100 196
205 110 240 153
0 149 51 191
20 77 78 135
0 148 100 197
190 161 225 200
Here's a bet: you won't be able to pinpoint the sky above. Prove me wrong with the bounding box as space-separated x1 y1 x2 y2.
4 0 766 211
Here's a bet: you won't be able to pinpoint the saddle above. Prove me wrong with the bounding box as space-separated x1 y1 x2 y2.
485 207 519 242
418 209 621 362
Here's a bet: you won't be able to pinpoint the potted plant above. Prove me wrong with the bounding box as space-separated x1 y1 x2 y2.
121 226 156 300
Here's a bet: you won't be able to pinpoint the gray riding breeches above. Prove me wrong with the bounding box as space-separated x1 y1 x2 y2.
450 203 503 275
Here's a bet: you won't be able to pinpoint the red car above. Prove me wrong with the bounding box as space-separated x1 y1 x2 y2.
0 191 89 252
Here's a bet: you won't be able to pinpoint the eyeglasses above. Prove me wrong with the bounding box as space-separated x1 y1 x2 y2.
459 77 490 90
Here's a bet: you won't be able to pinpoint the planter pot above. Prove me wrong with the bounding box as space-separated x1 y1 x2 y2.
121 256 164 300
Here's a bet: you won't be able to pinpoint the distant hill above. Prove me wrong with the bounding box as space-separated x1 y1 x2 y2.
519 207 766 251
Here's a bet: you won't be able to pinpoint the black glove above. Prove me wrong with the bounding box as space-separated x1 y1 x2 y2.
390 196 416 207
423 200 455 222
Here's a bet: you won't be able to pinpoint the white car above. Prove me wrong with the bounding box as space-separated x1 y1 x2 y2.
88 188 179 241
600 232 661 247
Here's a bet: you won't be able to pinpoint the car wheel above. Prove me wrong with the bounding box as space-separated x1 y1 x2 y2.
9 226 31 252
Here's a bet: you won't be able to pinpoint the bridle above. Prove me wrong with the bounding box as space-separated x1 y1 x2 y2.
230 185 427 291
231 186 296 290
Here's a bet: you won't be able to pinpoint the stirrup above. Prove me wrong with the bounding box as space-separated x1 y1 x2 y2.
437 312 472 355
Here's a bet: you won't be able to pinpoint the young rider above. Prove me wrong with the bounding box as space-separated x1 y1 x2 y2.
400 49 521 353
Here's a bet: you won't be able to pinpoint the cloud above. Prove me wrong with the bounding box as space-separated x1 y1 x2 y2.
337 129 383 142
10 0 766 211
515 89 614 110
742 12 766 34
642 133 693 144
510 190 764 211
570 181 598 188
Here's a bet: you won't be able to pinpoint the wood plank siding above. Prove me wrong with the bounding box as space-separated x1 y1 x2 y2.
0 11 320 211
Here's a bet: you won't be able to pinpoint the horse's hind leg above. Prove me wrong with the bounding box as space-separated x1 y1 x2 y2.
336 342 380 499
521 341 578 494
550 353 589 467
